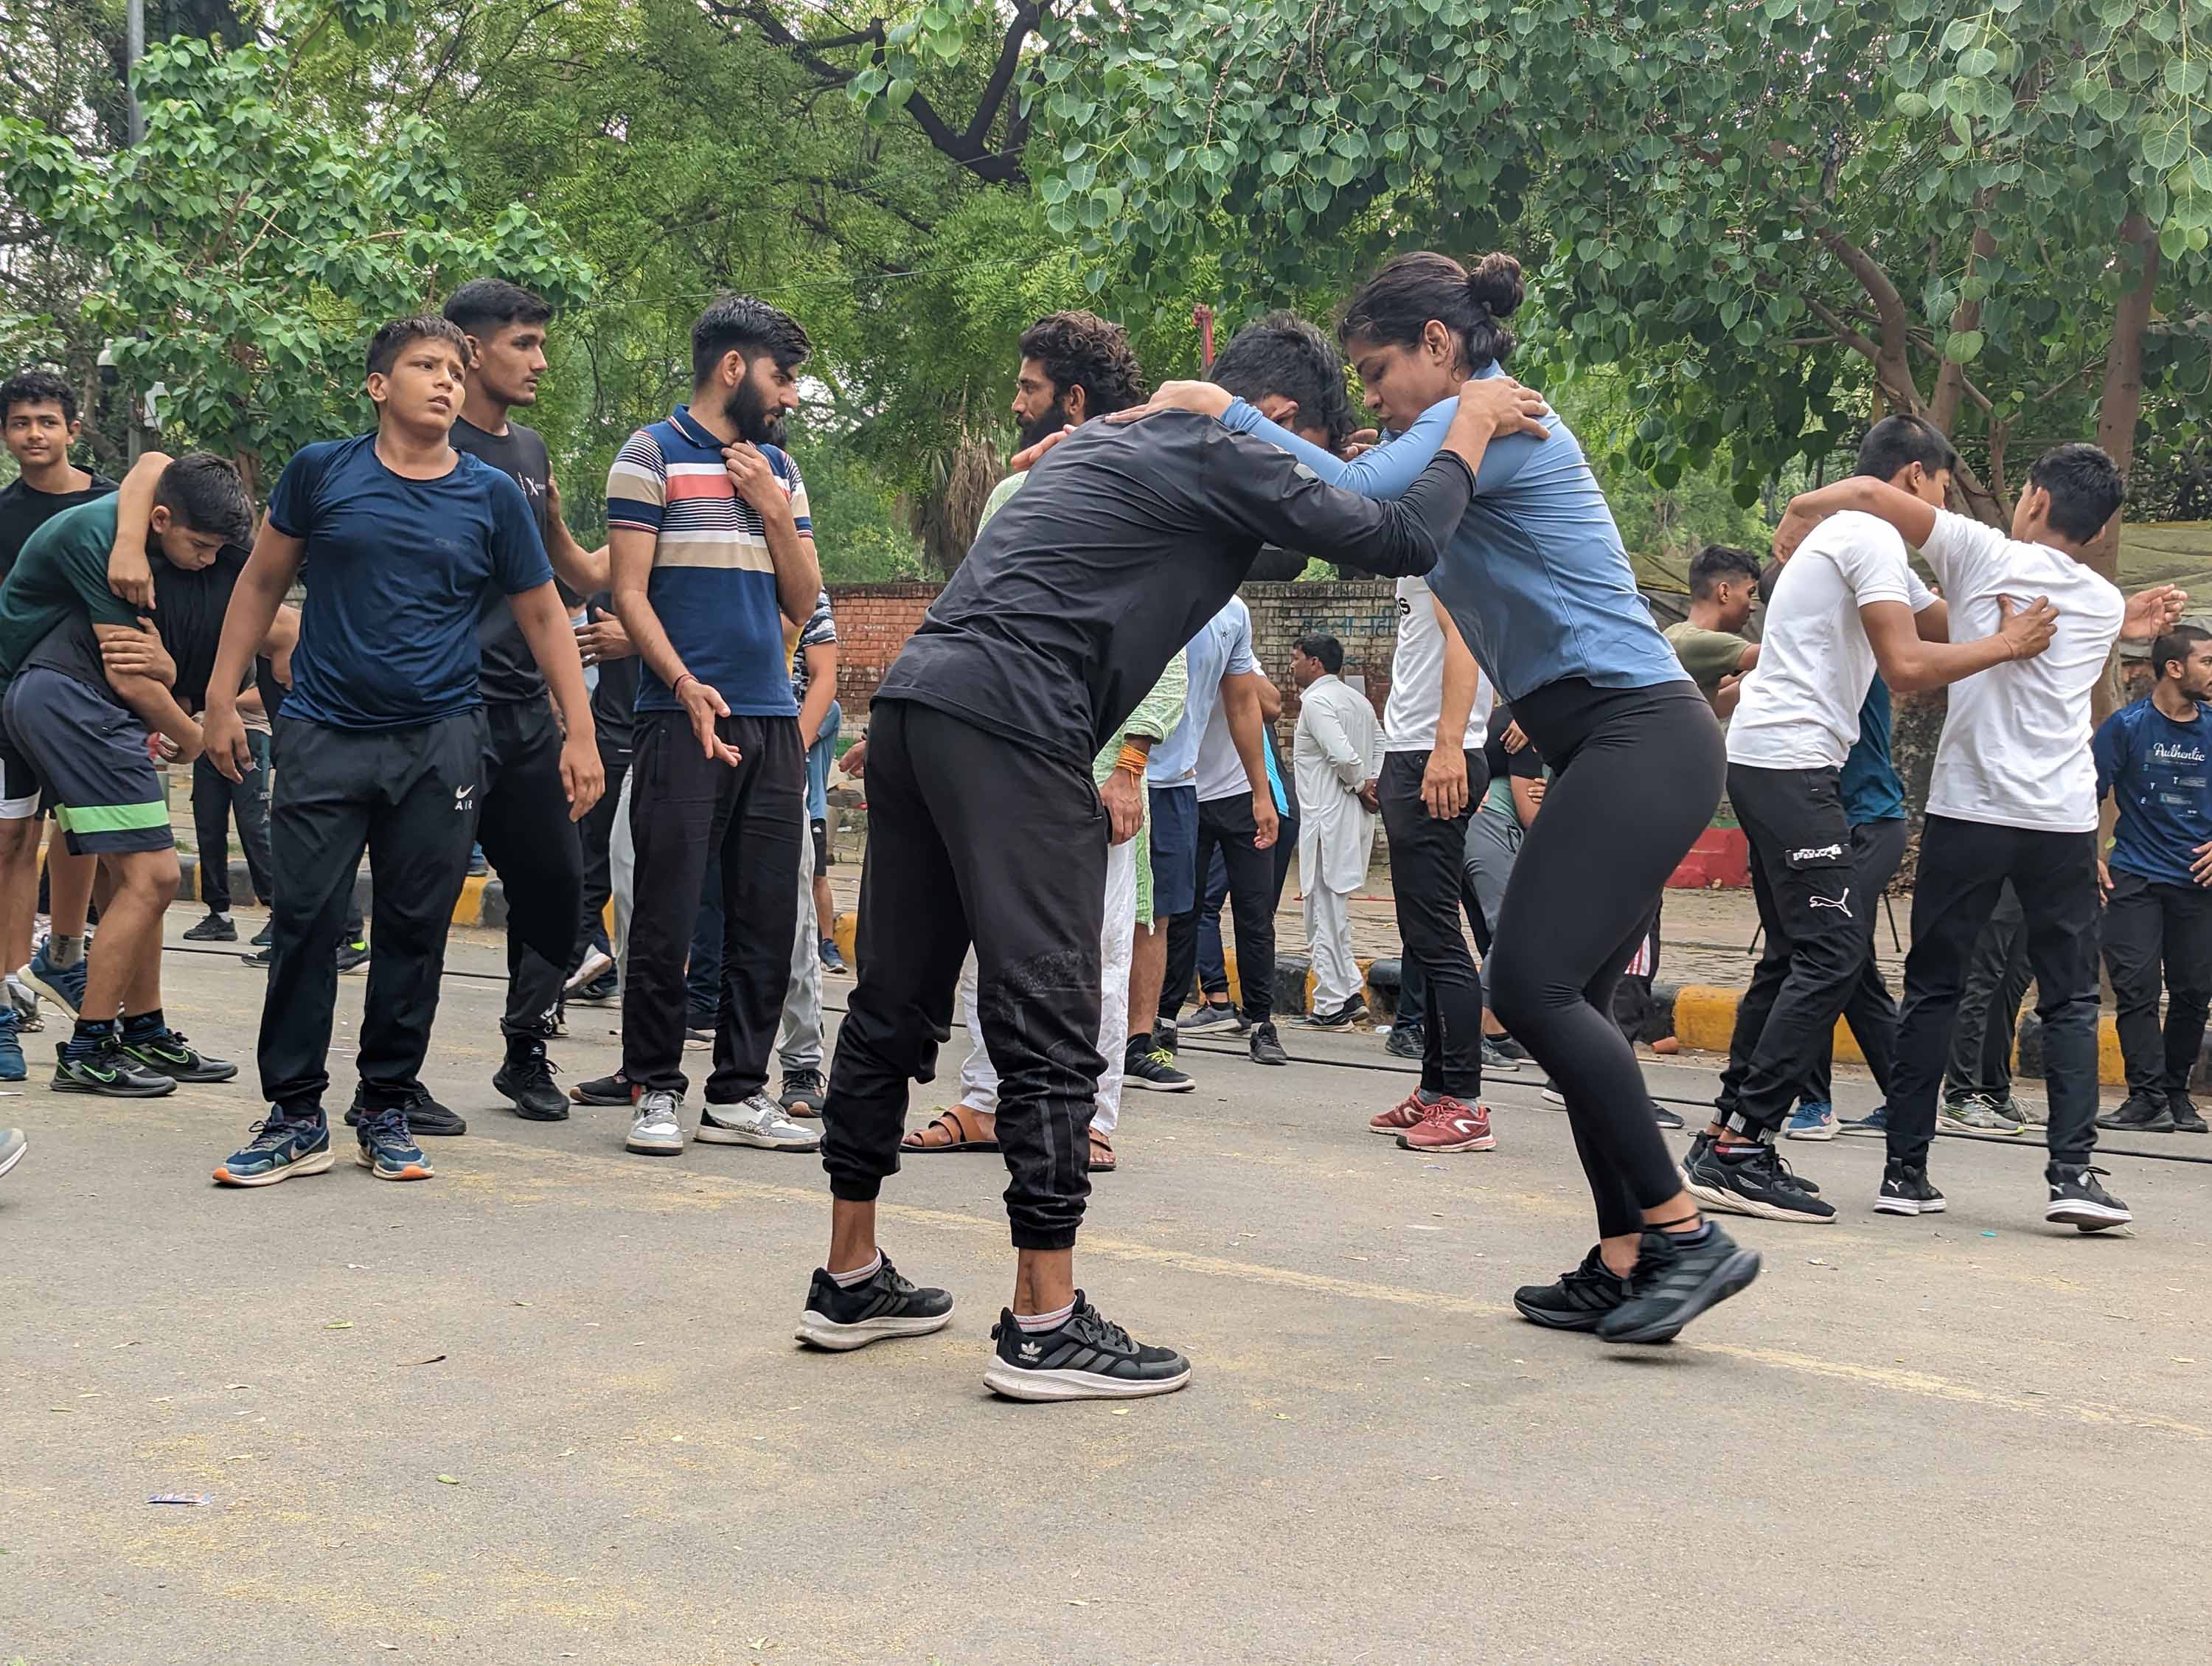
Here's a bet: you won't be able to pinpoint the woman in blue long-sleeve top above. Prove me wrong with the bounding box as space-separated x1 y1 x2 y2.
1127 251 1760 1344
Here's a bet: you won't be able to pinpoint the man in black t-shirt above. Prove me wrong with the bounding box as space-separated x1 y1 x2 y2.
441 280 612 1125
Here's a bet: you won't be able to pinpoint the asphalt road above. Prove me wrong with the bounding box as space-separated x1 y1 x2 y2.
6 913 2210 1665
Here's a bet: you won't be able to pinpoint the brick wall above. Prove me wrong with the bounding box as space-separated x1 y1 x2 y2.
827 583 940 717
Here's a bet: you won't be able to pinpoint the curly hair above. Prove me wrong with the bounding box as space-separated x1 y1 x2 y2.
1 367 78 427
1017 311 1148 417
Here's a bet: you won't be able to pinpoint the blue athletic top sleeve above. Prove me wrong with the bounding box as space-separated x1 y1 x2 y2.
1838 677 1907 827
1220 369 1689 705
605 405 809 720
267 435 553 731
2096 695 2212 887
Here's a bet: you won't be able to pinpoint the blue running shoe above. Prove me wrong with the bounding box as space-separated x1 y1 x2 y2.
0 1008 23 1082
1784 1100 1837 1141
355 1106 432 1181
1837 1104 1890 1138
215 1114 333 1188
29 940 87 1018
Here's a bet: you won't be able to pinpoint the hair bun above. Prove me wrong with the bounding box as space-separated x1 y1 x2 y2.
1467 252 1525 320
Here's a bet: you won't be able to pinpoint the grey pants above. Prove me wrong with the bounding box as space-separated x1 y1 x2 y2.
1944 878 2031 1101
1463 806 1523 1007
777 833 823 1073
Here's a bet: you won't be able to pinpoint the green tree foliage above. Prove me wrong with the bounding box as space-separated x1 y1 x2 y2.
1035 0 2212 563
1 5 588 491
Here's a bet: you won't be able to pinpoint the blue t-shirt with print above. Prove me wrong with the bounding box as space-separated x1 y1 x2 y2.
2096 695 2212 888
1839 676 1906 827
267 435 552 731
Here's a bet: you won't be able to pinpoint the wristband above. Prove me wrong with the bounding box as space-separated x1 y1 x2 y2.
673 673 697 696
1114 743 1150 777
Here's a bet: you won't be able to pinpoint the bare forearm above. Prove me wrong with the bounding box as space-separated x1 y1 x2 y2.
1879 632 2017 695
109 451 171 555
114 675 198 747
549 527 610 596
766 515 822 625
1792 478 1940 548
208 562 291 716
796 683 835 744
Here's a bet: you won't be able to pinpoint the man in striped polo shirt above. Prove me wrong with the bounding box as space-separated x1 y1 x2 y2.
606 296 825 1159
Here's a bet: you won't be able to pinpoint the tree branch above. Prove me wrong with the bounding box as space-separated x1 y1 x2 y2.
1929 209 1995 436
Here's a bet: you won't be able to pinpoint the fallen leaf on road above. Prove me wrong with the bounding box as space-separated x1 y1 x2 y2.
408 1356 446 1367
324 1321 353 1330
436 1474 460 1485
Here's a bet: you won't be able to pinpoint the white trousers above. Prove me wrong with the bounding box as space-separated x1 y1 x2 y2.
956 836 1137 1135
1304 883 1362 1012
609 767 635 979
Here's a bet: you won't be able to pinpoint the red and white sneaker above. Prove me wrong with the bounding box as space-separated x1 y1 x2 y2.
1396 1096 1495 1153
1369 1091 1427 1136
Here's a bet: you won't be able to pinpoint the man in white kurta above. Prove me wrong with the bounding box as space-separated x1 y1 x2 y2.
1291 636 1382 1022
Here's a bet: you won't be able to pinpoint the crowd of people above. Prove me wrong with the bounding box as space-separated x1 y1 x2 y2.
0 246 2194 1402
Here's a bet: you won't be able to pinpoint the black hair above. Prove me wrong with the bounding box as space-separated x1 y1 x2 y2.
2026 442 2126 544
1757 558 1785 606
1017 310 1147 417
2153 624 2211 681
1688 543 1761 600
1338 250 1523 375
691 294 811 386
1854 414 1959 484
0 368 78 428
442 278 553 341
154 453 254 546
1294 634 1346 676
1209 311 1357 451
366 315 469 380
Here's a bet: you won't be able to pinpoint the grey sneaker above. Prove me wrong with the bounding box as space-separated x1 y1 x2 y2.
1939 1094 2015 1133
698 1092 821 1150
626 1089 685 1156
0 1125 24 1180
2006 1094 2046 1128
5 973 40 1032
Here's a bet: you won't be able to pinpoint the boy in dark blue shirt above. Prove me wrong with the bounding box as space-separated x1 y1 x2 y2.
2093 625 2212 1133
201 315 604 1188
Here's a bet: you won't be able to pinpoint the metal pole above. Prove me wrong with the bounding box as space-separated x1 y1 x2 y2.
126 0 146 144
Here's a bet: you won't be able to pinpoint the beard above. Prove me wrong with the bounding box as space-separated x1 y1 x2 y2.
726 375 788 448
1015 397 1077 453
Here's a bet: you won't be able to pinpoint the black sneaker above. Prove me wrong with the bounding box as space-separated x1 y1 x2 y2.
1875 1159 1947 1216
1596 1223 1762 1344
793 1254 954 1351
778 1068 826 1117
335 938 370 974
250 922 272 946
1540 1078 1565 1106
1385 1022 1425 1060
569 1069 631 1107
1248 1022 1289 1066
2098 1093 2174 1133
119 1029 239 1083
2168 1092 2209 1134
578 968 619 1004
1514 1245 1632 1331
2045 1164 2132 1232
984 1293 1192 1401
182 912 237 943
1123 1037 1194 1093
347 1084 467 1137
1305 997 1368 1030
493 1038 568 1122
1652 1103 1685 1131
1684 1129 1821 1195
242 946 271 968
1684 1139 1835 1224
52 1038 178 1097
1479 1036 1523 1072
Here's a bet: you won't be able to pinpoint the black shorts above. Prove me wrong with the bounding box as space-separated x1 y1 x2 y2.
1 668 173 855
810 815 831 872
0 729 37 821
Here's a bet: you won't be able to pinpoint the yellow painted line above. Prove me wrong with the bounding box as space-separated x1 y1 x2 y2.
1671 983 2126 1087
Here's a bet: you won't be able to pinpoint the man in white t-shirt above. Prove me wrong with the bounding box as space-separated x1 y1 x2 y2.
1772 441 2184 1230
1160 595 1289 1065
1690 416 2058 1226
1365 572 1498 1154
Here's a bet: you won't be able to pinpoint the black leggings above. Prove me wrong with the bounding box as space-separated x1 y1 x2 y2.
1486 679 1724 1238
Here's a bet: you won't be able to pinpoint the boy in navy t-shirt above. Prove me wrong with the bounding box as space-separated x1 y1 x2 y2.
201 314 604 1189
604 295 824 1159
2094 625 2212 1134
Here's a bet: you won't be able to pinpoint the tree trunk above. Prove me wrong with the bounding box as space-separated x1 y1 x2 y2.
2089 211 2161 721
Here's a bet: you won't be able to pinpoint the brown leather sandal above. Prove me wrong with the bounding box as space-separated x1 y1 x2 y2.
902 1104 999 1153
1088 1131 1116 1173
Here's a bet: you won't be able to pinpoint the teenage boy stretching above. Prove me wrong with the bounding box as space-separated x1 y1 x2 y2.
204 316 602 1187
0 453 257 1091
